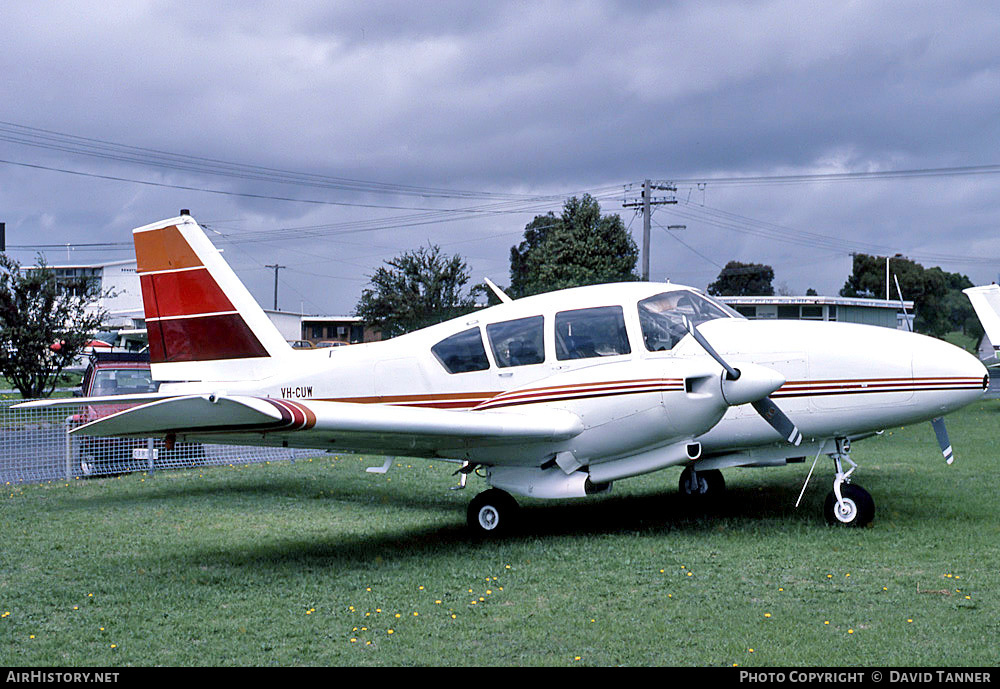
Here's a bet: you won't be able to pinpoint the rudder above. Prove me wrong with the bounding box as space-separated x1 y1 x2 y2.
134 213 290 381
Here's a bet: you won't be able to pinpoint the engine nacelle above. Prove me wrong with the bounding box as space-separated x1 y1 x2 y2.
488 465 611 499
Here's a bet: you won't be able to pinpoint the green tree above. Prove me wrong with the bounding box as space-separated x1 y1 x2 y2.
0 255 108 398
355 245 479 339
508 195 638 298
837 253 977 337
706 261 775 296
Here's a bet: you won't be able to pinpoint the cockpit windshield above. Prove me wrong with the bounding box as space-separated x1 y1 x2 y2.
638 290 740 352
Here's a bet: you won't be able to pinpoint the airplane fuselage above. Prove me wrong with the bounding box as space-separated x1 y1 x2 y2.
159 282 986 480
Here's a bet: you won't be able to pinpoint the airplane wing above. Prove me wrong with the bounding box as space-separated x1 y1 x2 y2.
964 285 1000 358
70 395 585 458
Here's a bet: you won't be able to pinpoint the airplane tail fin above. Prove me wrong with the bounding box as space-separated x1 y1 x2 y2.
134 213 291 382
963 284 1000 360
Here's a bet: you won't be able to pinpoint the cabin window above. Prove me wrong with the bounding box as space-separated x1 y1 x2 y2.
555 306 630 360
638 290 735 351
431 327 490 374
486 316 544 368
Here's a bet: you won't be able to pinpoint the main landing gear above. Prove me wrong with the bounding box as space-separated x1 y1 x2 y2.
678 465 725 499
823 438 874 527
467 488 520 537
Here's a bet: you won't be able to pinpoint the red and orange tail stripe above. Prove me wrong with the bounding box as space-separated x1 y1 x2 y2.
264 399 317 431
135 224 269 363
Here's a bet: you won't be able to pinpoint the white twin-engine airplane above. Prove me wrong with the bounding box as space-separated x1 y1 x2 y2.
25 214 989 535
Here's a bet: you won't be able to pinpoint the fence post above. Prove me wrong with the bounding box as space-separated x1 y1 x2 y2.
64 415 74 481
147 437 155 474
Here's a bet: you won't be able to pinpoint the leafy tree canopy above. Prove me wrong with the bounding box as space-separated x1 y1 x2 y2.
839 253 980 338
0 254 108 398
355 244 479 339
508 195 638 298
706 261 775 296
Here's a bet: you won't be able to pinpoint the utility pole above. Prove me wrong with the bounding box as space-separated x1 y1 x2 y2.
265 264 285 310
623 179 677 280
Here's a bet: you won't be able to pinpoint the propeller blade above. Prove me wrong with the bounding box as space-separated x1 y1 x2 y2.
751 397 803 446
931 417 954 464
683 317 802 446
682 316 740 380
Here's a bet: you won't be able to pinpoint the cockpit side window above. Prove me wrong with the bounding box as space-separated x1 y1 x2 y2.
555 306 630 360
431 327 491 374
638 290 736 352
486 316 544 368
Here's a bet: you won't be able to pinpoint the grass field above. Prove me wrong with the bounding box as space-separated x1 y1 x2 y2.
2 401 999 667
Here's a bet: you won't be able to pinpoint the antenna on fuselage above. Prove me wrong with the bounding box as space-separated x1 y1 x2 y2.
484 277 513 304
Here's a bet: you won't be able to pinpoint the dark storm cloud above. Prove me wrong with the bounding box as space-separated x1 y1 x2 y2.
0 1 998 312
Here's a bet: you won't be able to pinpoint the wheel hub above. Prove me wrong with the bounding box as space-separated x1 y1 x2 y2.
478 506 500 530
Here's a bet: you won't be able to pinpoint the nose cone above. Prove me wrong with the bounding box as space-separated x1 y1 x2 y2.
721 363 786 406
912 333 989 413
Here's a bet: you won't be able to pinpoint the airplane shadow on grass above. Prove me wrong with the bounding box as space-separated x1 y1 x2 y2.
113 477 837 572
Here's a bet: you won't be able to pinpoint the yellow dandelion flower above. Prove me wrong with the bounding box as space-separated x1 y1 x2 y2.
387 629 394 635
764 613 771 618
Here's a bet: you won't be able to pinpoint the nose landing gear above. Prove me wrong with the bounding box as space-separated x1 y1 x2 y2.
824 439 874 527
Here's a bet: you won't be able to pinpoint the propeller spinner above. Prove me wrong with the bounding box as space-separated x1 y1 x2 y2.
683 317 803 446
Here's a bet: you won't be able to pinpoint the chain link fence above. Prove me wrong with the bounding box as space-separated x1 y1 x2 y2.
1 398 315 484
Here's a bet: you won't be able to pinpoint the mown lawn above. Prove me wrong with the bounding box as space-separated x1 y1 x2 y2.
2 401 999 666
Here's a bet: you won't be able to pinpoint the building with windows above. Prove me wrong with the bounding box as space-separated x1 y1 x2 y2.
718 295 915 330
27 259 145 329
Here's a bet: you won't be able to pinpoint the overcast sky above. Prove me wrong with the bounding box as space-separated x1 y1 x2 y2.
2 1 998 316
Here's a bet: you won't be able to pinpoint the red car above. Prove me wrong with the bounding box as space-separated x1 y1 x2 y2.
72 352 203 476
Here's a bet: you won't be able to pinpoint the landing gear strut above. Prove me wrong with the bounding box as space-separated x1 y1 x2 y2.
678 465 725 499
824 439 874 527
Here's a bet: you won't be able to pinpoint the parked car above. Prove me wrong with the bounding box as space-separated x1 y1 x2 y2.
287 340 314 349
314 340 349 348
72 352 204 476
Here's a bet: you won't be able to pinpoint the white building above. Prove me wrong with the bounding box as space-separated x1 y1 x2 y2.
719 295 915 330
30 259 144 329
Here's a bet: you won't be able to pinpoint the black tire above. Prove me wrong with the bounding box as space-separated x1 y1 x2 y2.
678 466 725 498
467 489 520 537
824 483 875 527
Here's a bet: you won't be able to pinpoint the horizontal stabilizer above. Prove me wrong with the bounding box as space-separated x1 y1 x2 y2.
72 395 284 437
70 395 585 447
14 393 178 410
